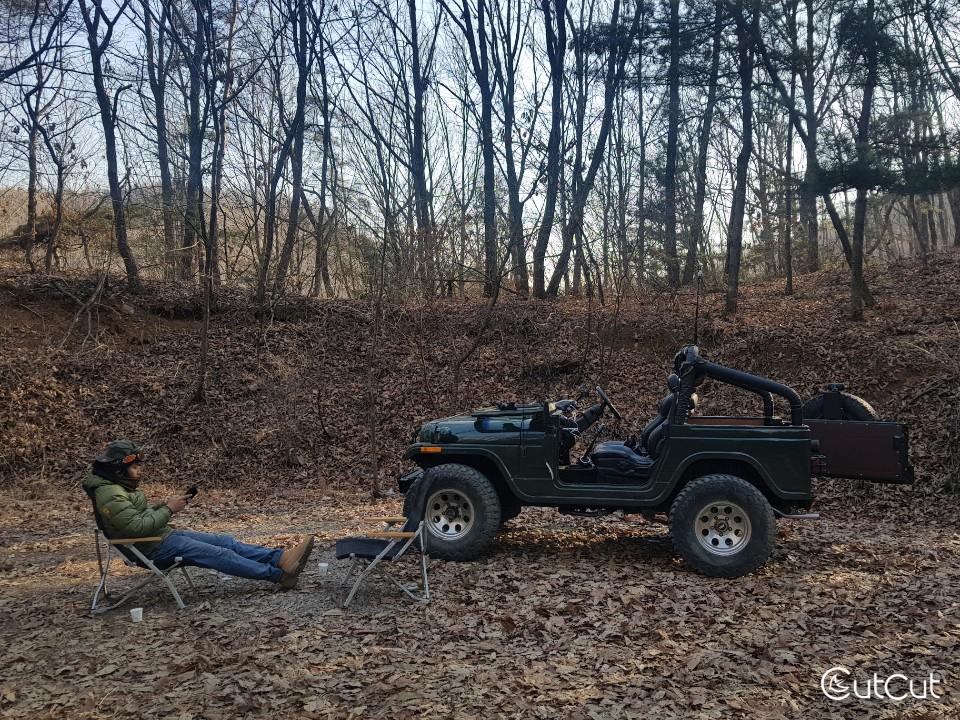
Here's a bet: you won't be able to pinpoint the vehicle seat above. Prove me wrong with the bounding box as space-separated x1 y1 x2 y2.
632 378 697 459
590 440 655 479
637 394 674 456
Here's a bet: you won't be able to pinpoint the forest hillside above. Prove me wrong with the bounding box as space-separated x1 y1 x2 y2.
2 252 957 501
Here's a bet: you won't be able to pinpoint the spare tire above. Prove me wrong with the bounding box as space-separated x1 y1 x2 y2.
802 391 878 421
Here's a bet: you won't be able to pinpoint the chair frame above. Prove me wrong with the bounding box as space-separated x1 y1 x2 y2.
90 528 196 614
338 517 430 608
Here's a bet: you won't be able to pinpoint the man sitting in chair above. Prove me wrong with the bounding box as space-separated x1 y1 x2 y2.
82 440 314 589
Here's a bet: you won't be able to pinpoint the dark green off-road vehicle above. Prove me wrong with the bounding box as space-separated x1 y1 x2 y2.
399 345 914 577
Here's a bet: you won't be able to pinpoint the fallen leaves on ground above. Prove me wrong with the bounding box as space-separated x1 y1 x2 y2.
1 490 958 719
1 253 959 718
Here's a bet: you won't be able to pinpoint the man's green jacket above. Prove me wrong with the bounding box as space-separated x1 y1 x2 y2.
82 469 172 555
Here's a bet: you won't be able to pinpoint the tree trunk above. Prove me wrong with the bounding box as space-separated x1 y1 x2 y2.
181 5 206 282
724 0 755 314
784 21 796 295
25 115 38 272
532 0 565 298
142 0 176 280
198 106 225 401
502 91 529 298
310 35 335 298
45 162 65 272
799 0 819 273
683 0 722 285
663 0 681 288
477 9 497 297
949 189 960 246
272 0 310 297
849 0 878 320
635 49 646 284
546 0 640 297
80 0 141 292
304 195 332 298
612 90 628 292
408 0 435 296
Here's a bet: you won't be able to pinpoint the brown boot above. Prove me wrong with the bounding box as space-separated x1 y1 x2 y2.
278 535 315 590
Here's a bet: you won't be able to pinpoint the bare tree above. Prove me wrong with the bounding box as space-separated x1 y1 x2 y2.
140 0 177 279
0 0 73 84
683 0 723 285
544 0 642 297
272 0 319 298
78 0 141 291
724 0 757 314
662 0 681 288
531 0 567 298
195 0 240 400
305 9 336 298
407 0 441 295
440 0 499 296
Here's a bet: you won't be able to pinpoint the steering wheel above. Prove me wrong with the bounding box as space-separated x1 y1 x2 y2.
595 386 622 420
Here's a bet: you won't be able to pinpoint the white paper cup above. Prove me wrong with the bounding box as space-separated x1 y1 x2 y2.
317 562 329 575
130 607 144 623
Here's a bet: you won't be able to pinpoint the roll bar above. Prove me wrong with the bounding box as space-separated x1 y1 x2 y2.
673 345 803 426
700 361 802 425
756 390 775 421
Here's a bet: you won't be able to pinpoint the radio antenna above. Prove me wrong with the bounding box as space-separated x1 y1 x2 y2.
693 268 704 346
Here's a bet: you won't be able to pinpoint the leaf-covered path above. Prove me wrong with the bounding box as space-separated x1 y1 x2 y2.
2 488 957 719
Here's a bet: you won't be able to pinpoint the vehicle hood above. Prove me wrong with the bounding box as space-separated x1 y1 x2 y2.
414 407 534 444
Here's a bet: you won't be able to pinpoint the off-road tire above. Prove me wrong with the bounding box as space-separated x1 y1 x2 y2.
802 392 878 421
404 463 501 561
669 474 775 578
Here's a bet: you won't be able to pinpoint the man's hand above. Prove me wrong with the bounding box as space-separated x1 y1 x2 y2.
164 495 189 513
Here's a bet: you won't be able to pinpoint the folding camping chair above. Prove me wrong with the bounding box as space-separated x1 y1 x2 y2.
335 473 433 608
85 488 196 614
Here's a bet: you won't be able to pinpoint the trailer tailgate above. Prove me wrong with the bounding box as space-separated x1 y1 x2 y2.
807 419 914 484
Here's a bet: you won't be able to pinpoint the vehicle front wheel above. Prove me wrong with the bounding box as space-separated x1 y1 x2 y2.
403 463 501 561
669 474 775 578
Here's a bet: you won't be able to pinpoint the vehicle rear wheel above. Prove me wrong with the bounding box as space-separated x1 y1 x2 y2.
669 474 775 578
403 464 501 561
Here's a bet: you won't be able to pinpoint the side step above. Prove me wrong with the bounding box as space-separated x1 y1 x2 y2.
558 507 613 518
773 508 821 520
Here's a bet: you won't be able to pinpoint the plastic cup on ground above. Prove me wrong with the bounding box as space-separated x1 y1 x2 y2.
130 607 144 623
317 562 329 575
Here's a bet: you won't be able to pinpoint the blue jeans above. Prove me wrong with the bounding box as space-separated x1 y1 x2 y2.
149 530 284 583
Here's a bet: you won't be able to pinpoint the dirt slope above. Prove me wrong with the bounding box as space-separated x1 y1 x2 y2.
1 253 958 500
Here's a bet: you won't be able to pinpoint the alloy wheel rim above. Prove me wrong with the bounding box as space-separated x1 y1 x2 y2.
694 501 752 556
426 490 475 540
